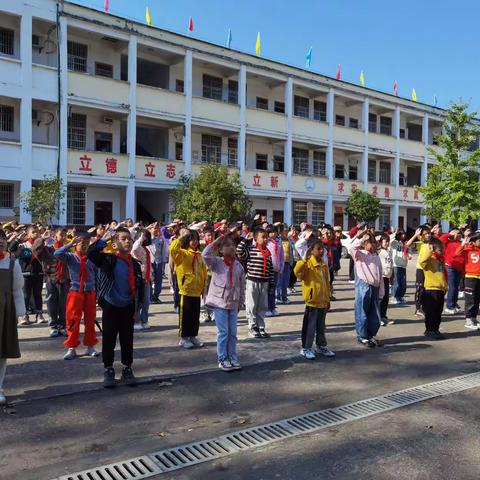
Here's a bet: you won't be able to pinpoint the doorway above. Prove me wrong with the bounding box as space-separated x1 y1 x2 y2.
94 201 113 225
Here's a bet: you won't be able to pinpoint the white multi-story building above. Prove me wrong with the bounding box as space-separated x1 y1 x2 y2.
0 0 450 228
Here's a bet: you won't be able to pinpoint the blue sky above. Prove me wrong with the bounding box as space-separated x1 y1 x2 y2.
73 0 479 111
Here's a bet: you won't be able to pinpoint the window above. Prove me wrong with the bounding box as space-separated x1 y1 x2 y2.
400 128 405 139
256 97 268 110
335 164 345 179
67 185 86 225
0 184 13 208
379 161 391 184
175 142 183 161
335 115 345 126
313 151 326 176
293 147 309 175
294 95 309 118
0 105 14 132
68 113 87 150
380 116 392 136
201 134 222 163
313 101 327 121
273 155 284 172
293 201 308 224
256 153 268 170
175 79 184 93
67 41 88 72
368 113 377 133
399 172 406 186
0 28 14 56
349 118 359 129
349 164 358 180
95 62 113 78
228 138 237 167
407 123 423 142
368 160 377 182
225 80 238 104
274 101 285 114
311 202 325 227
95 132 112 152
202 74 223 100
379 206 391 229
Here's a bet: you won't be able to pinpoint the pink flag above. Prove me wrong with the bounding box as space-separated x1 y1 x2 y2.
336 65 341 80
104 0 109 13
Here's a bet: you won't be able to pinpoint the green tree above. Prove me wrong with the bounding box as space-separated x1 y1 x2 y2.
418 102 480 225
345 189 381 224
20 175 65 225
172 164 252 222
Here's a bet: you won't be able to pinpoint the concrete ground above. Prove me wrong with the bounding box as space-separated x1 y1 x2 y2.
1 259 479 480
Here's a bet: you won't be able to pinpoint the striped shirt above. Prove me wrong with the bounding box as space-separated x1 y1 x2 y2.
236 239 275 286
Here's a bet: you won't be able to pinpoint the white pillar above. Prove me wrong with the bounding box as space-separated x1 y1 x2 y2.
361 98 369 187
391 203 400 230
420 114 429 224
284 77 293 225
126 34 137 220
238 65 247 179
392 106 401 229
325 88 334 225
19 12 33 224
58 15 68 225
183 50 193 175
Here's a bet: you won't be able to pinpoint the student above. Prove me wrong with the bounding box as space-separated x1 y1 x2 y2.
349 228 384 347
236 228 275 338
321 227 339 299
266 225 284 317
418 238 448 340
294 238 335 360
378 234 394 326
0 230 25 405
203 234 245 371
276 227 294 305
148 223 169 304
170 229 208 349
455 232 480 330
390 229 409 304
199 225 215 323
54 233 99 360
88 227 144 388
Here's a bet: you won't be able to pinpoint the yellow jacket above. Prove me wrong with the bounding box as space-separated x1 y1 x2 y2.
170 237 207 297
418 248 448 292
294 256 331 308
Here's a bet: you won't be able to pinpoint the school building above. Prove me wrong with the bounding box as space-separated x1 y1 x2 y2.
0 0 456 229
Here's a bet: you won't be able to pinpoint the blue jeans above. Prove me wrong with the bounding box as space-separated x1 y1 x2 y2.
354 279 381 340
392 267 407 300
268 272 279 311
276 263 291 301
446 266 461 309
140 282 151 324
214 308 238 362
152 262 165 300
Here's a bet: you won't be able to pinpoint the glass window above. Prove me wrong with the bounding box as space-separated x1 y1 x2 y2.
67 185 86 225
228 138 238 167
0 183 13 208
335 164 345 179
256 97 269 110
176 79 184 93
273 155 284 172
256 153 268 170
67 41 88 72
313 151 326 176
293 201 308 224
0 105 14 132
368 113 377 133
228 80 238 104
379 161 391 184
0 28 14 56
349 164 358 180
313 101 327 121
68 113 87 150
335 115 345 126
95 62 113 78
311 202 325 227
379 206 391 229
95 132 113 152
202 74 223 100
175 142 183 161
368 159 377 182
349 118 359 129
201 134 222 163
294 95 309 118
380 116 392 135
293 147 309 175
407 123 423 142
274 101 285 114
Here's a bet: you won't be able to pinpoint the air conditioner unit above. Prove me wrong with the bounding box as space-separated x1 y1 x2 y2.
102 116 114 126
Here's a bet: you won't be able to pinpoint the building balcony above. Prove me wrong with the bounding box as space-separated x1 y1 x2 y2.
333 125 364 151
136 156 184 184
32 64 57 101
67 150 128 178
137 86 185 119
0 140 21 170
292 117 329 144
369 132 396 155
0 56 21 88
399 138 425 159
192 97 240 127
291 174 329 195
32 144 58 177
246 108 287 138
244 169 287 194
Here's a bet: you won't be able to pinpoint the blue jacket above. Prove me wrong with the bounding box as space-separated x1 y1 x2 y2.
54 243 96 292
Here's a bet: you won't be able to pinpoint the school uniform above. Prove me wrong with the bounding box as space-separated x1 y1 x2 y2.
455 244 480 325
389 236 409 301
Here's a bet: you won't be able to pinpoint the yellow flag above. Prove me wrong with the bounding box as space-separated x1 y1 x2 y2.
411 88 417 102
255 32 261 57
146 6 152 26
360 70 365 86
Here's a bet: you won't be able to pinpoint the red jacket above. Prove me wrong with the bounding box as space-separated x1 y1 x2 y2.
455 244 480 277
440 233 465 272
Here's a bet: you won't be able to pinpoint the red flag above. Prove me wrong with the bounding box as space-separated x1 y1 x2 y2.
336 65 341 80
104 0 109 12
188 17 194 32
393 81 398 96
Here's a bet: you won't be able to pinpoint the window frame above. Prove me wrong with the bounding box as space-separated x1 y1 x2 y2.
202 74 223 101
67 41 88 73
292 147 309 175
294 95 309 118
313 151 326 176
256 97 269 110
0 27 14 56
201 134 222 164
67 112 87 150
255 153 268 171
0 104 14 133
94 62 113 78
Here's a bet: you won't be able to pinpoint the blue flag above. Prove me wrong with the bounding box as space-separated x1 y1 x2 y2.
306 46 313 68
227 28 232 49
434 94 438 106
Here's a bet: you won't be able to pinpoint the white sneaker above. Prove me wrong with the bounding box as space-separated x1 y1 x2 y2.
179 338 194 349
190 337 204 348
287 288 293 294
218 360 234 371
300 348 316 360
19 315 31 326
49 328 60 338
458 291 465 299
133 322 143 331
454 307 463 314
0 390 6 406
348 280 355 284
444 308 456 315
141 322 150 330
391 299 399 305
465 319 479 330
85 346 99 357
229 359 242 370
317 345 336 357
36 313 48 324
415 310 425 318
63 348 76 360
265 311 273 317
272 309 279 317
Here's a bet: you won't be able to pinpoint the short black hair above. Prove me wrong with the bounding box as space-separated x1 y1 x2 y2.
180 229 200 249
113 227 131 244
253 228 267 239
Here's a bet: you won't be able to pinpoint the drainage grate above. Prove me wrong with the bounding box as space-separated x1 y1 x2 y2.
53 372 480 479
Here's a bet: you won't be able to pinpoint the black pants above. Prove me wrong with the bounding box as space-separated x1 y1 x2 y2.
415 269 425 312
301 306 327 349
24 275 43 313
464 277 480 320
422 290 445 332
46 279 69 328
289 261 297 288
179 295 200 338
349 257 355 281
380 277 390 319
101 301 135 368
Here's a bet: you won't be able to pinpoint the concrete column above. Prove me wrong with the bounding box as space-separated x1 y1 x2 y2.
420 113 429 224
391 106 401 229
183 50 193 175
391 203 400 229
361 98 369 187
126 34 137 219
238 65 247 179
325 88 334 225
284 77 293 224
19 12 32 224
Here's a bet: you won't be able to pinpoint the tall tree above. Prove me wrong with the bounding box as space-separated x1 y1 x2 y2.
172 164 252 222
419 103 480 225
345 189 381 224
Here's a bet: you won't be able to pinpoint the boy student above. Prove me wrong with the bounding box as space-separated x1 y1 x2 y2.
349 228 384 348
147 223 169 304
276 227 294 305
88 227 144 388
418 237 448 340
236 228 275 338
378 234 394 326
389 229 410 304
199 224 215 323
294 237 335 360
266 224 284 317
54 233 99 360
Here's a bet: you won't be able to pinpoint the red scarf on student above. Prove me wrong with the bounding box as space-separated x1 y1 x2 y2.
54 241 64 283
191 251 200 275
27 239 34 246
75 253 88 293
144 248 151 283
115 252 135 299
0 252 7 261
223 257 235 287
431 252 448 280
258 244 271 273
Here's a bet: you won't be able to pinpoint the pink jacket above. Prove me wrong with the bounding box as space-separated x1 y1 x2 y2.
349 239 384 299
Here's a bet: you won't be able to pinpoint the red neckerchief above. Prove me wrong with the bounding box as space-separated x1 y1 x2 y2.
27 239 34 245
0 252 7 261
54 241 64 283
258 244 271 273
402 241 408 258
115 252 135 299
431 252 448 280
322 239 334 266
144 248 151 283
223 257 235 287
75 253 88 293
190 250 200 275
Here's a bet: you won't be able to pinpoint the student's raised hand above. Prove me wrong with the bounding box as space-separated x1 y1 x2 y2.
304 229 314 240
414 227 422 237
432 224 441 234
245 232 254 241
102 230 113 242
